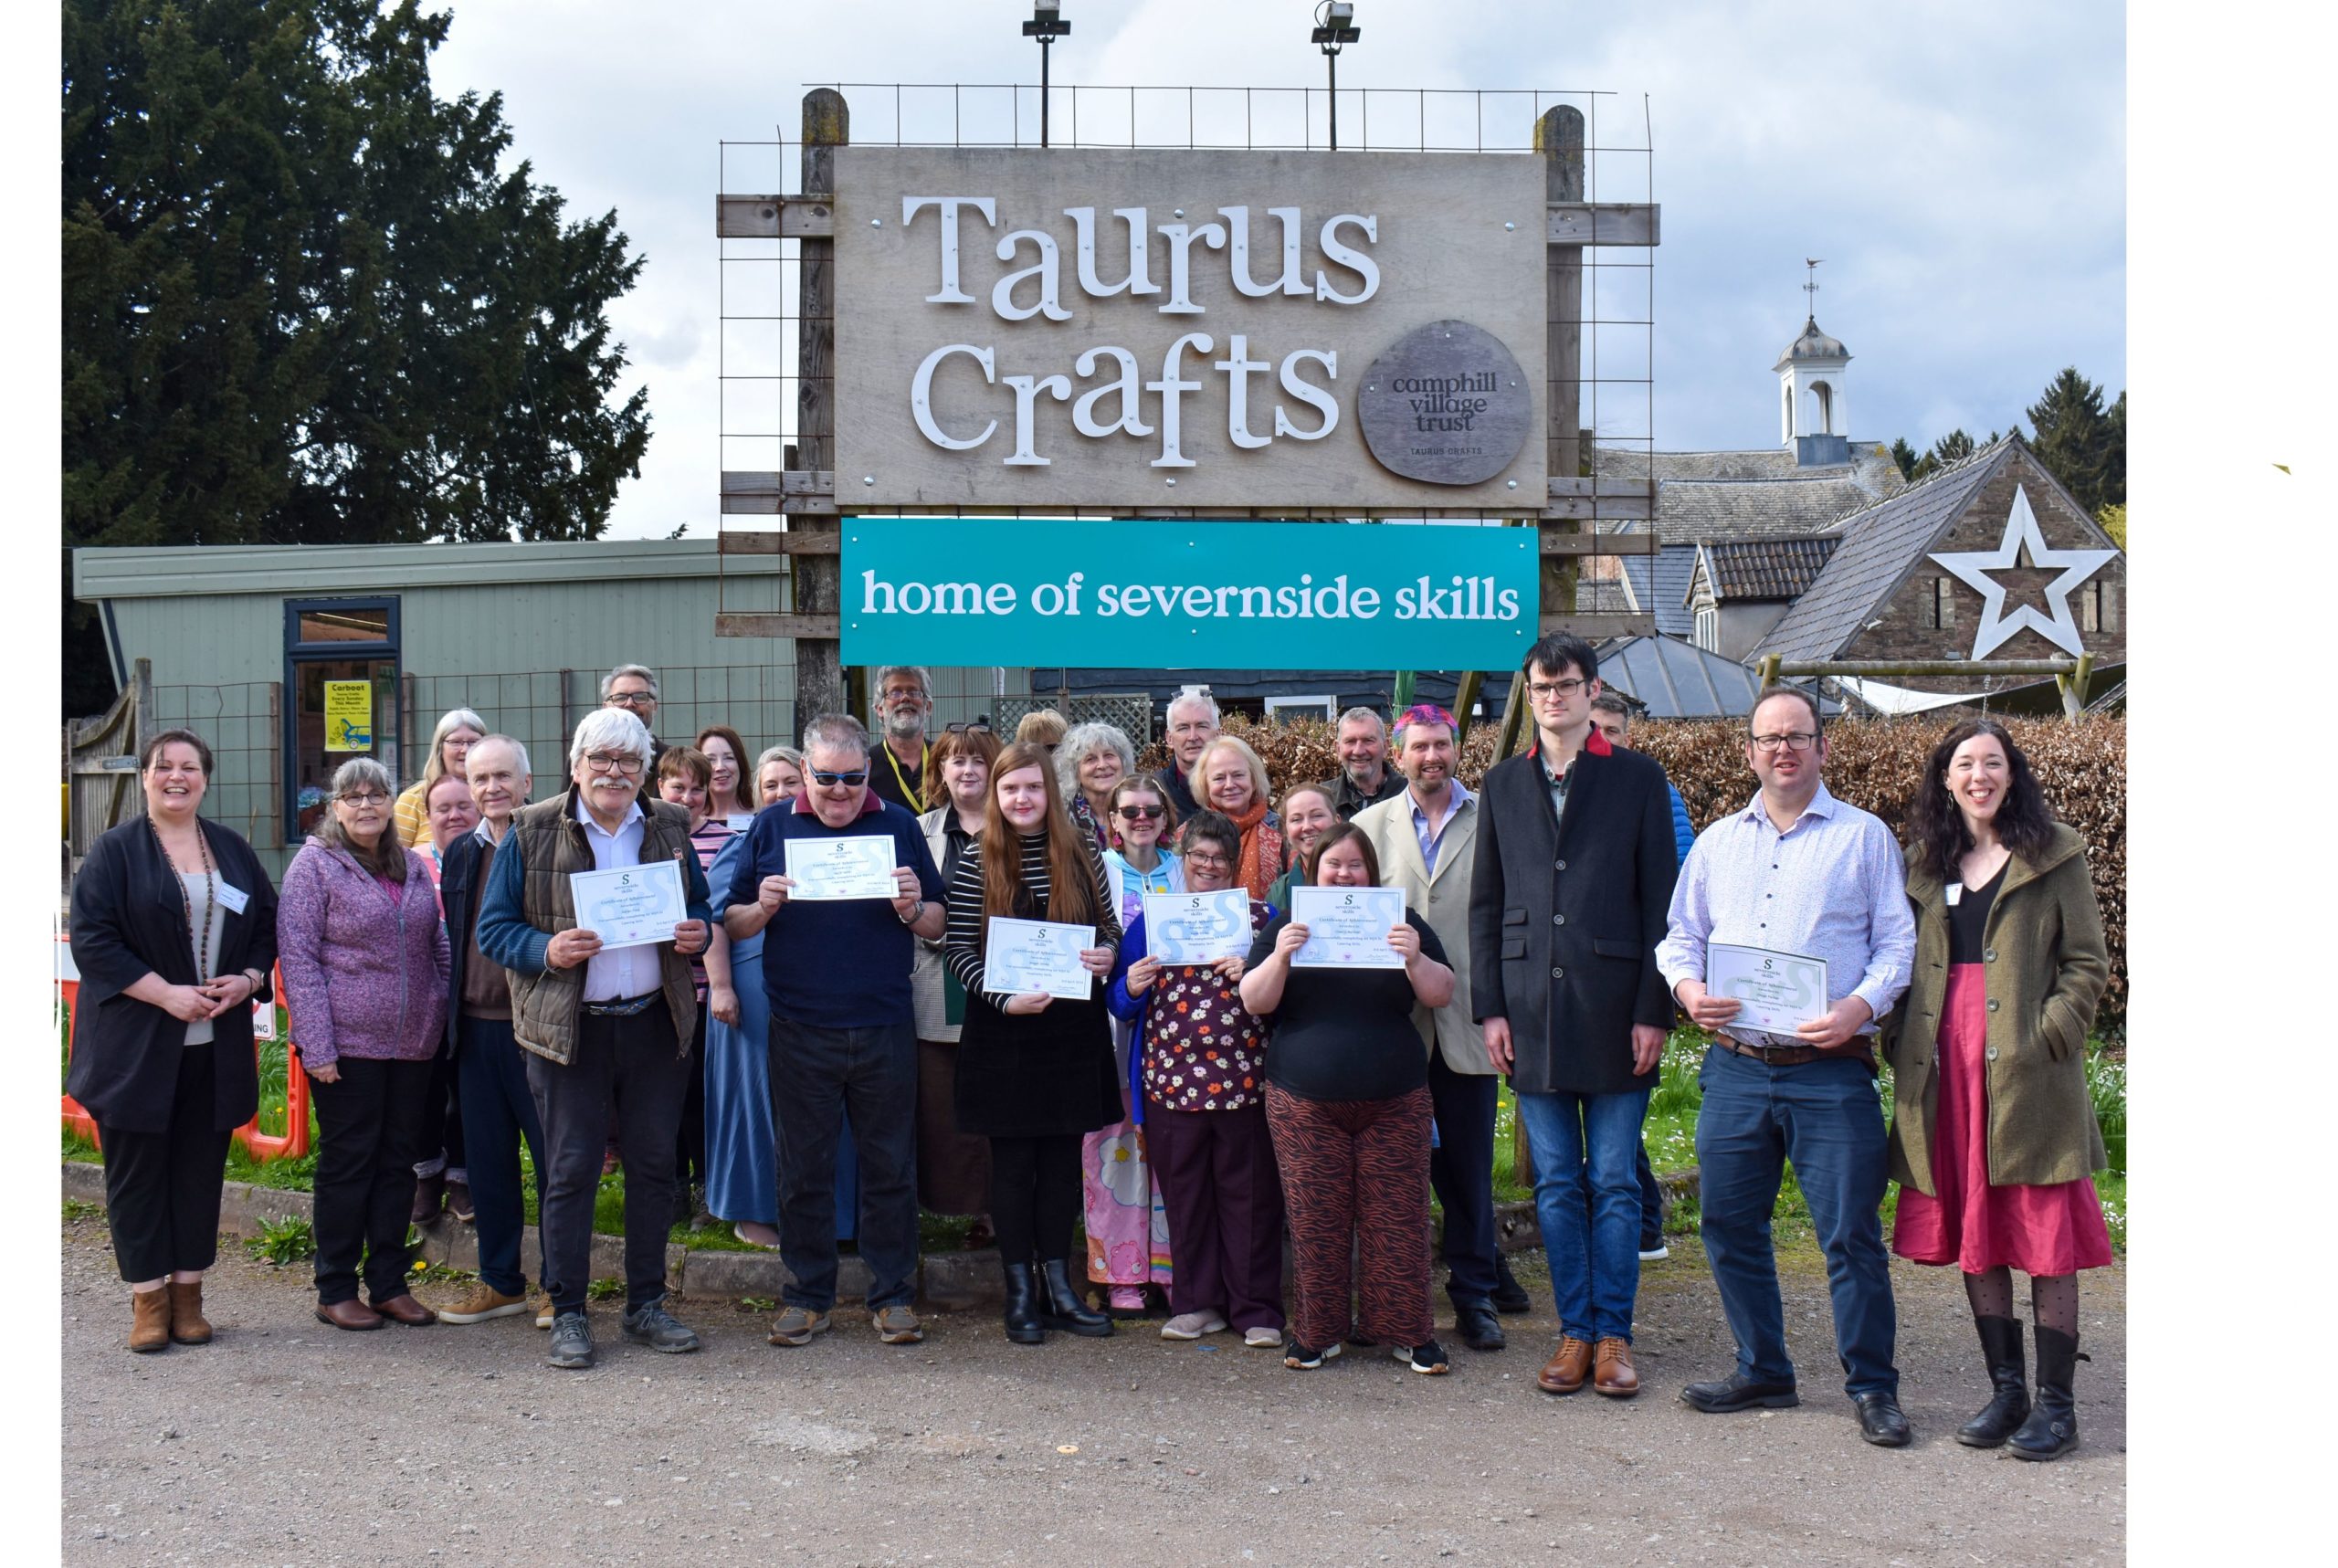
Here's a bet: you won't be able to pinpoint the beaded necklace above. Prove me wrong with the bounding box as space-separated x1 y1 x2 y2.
149 816 217 984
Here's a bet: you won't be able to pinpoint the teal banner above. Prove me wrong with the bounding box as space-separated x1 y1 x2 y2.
839 518 1539 669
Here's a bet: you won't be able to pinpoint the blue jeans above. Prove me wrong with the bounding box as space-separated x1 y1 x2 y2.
768 1017 919 1312
1694 1045 1898 1399
1518 1087 1651 1342
456 1016 548 1298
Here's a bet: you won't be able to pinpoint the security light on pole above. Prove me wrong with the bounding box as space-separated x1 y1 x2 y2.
1311 3 1362 151
1024 1 1072 149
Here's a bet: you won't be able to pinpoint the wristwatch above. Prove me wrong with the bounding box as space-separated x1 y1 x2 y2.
897 898 926 926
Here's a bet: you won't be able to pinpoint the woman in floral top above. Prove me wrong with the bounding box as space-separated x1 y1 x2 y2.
1106 809 1286 1348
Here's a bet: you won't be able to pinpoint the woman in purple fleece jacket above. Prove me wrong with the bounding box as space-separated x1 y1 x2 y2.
277 757 451 1331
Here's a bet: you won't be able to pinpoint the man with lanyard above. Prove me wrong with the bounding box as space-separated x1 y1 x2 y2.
1321 707 1406 822
1353 703 1530 1353
427 736 552 1327
477 709 713 1371
725 713 947 1350
867 665 935 815
1470 636 1679 1400
1657 684 1917 1447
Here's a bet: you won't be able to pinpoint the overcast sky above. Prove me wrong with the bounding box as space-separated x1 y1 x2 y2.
426 0 2125 539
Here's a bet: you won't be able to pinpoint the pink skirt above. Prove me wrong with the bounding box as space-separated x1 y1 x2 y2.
1891 964 2112 1276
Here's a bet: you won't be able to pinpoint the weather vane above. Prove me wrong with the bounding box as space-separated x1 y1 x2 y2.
1803 258 1823 314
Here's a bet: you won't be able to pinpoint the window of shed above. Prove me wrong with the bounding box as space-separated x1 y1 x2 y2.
297 605 392 643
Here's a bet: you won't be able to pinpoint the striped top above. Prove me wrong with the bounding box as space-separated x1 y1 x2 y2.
943 831 1120 1009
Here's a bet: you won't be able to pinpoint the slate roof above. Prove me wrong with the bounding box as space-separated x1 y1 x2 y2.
1618 543 1698 636
1748 437 2015 664
1595 443 1907 545
1592 635 1840 720
1698 535 1841 602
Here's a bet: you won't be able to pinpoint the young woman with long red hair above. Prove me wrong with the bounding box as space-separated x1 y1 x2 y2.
943 742 1126 1343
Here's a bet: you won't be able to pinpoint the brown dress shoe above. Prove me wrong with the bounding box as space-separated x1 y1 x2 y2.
130 1288 173 1353
1537 1335 1594 1394
370 1294 439 1327
315 1299 385 1331
166 1280 213 1345
1594 1337 1640 1397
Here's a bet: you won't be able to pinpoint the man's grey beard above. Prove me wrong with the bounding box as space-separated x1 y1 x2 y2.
884 708 925 739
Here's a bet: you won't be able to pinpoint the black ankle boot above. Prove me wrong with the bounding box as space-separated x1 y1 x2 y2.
2008 1325 2084 1460
1000 1261 1045 1345
1037 1258 1113 1337
1956 1314 2030 1448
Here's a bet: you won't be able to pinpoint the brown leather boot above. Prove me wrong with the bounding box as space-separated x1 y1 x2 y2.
129 1288 172 1353
1593 1337 1640 1397
1537 1335 1594 1394
166 1280 214 1345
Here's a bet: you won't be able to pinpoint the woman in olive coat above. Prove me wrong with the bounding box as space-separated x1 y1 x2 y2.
1882 720 2111 1462
68 730 279 1352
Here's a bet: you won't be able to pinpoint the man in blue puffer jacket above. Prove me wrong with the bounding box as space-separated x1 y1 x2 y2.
1589 693 1691 1260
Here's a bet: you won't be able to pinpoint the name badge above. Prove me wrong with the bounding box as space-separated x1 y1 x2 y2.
726 814 755 833
1944 883 1963 907
216 883 252 915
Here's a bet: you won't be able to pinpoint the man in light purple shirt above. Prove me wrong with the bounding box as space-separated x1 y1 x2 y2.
1657 685 1917 1448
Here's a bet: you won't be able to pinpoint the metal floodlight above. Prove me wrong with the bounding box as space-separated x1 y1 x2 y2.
1311 2 1361 150
1311 1 1360 47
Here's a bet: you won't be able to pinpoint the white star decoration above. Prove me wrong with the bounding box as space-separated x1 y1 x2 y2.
1928 485 2117 659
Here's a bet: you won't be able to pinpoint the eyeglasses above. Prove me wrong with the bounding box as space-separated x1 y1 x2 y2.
809 769 869 787
1526 677 1588 700
1184 848 1231 868
603 691 656 710
583 752 645 774
1116 804 1164 821
1748 732 1819 753
880 687 927 703
338 791 390 806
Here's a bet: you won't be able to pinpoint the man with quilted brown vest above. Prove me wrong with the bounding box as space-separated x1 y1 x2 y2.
478 707 712 1371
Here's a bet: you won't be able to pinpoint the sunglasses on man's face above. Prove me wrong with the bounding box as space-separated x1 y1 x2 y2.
809 769 869 787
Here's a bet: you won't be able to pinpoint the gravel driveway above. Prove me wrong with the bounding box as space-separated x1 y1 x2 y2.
60 1213 2122 1565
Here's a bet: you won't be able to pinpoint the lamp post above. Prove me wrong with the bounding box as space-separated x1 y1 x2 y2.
1310 2 1361 151
1024 1 1071 148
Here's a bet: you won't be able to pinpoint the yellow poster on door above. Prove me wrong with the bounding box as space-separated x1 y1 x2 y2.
323 681 374 752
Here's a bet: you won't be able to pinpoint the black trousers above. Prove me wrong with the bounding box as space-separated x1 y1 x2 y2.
95 1042 232 1283
988 1132 1084 1266
311 1058 434 1305
415 1047 468 1181
1427 1047 1500 1306
527 1000 689 1315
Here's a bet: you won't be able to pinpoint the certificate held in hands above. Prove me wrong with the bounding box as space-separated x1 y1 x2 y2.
1290 886 1407 970
985 917 1097 1001
570 860 688 949
1144 889 1250 965
785 835 899 900
1706 942 1830 1035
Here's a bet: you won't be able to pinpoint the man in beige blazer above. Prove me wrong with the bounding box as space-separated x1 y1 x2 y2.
1353 703 1532 1352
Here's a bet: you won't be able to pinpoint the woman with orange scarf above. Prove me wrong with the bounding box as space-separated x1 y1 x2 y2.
1181 736 1284 902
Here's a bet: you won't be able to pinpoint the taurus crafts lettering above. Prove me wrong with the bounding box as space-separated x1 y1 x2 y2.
900 197 1379 469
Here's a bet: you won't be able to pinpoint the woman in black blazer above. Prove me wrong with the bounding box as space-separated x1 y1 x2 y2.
68 730 279 1352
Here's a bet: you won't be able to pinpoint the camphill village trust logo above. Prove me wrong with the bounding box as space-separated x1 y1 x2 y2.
1356 319 1535 486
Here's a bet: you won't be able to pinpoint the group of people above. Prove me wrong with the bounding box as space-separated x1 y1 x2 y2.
67 641 2114 1459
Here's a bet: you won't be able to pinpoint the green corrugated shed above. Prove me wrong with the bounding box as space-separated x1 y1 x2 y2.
74 540 1028 876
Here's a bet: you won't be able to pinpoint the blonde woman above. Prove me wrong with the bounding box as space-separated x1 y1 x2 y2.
1181 735 1284 901
394 708 487 847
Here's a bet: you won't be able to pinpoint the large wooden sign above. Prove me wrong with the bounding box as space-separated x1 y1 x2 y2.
833 148 1549 510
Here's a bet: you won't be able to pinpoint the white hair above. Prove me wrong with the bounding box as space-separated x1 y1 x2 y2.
1056 721 1135 797
873 666 932 699
800 712 872 760
1166 690 1220 727
1335 706 1385 736
598 663 658 700
569 708 653 770
468 732 532 778
756 745 805 772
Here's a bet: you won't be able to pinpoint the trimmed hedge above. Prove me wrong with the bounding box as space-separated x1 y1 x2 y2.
1140 712 2127 1025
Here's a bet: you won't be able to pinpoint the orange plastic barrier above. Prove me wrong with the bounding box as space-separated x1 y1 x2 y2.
58 938 310 1162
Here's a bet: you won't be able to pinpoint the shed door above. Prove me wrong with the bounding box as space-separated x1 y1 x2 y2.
284 599 402 839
